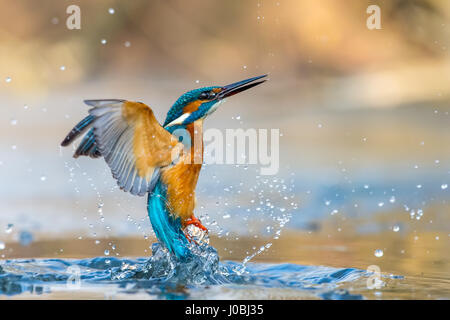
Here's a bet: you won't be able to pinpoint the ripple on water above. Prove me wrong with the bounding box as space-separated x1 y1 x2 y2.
0 242 369 299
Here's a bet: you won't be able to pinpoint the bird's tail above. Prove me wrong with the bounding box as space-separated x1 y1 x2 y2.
147 182 191 260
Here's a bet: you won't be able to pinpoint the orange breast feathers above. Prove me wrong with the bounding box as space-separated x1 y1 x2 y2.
161 162 202 222
160 121 204 222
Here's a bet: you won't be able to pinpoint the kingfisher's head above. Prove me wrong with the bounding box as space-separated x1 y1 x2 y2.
163 75 267 130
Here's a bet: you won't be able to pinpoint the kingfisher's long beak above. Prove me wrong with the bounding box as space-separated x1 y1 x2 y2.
218 74 268 100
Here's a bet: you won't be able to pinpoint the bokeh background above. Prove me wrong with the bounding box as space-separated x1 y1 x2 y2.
0 0 449 298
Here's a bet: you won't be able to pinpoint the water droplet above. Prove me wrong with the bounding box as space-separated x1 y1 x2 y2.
317 123 322 128
0 242 5 250
108 8 115 14
393 225 400 232
5 224 13 234
60 65 66 71
374 249 384 257
5 77 11 83
222 214 230 219
389 196 396 203
10 119 17 126
415 209 424 221
40 175 47 181
101 39 107 45
441 184 448 190
104 249 110 256
378 202 384 207
11 145 17 151
124 41 131 47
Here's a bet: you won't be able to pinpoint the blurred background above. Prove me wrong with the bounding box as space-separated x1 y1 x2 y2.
0 0 449 298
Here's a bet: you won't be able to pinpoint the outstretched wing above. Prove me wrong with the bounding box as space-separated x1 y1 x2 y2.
61 100 183 196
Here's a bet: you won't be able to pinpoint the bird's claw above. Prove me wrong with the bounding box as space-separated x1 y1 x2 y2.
183 216 208 245
184 216 208 233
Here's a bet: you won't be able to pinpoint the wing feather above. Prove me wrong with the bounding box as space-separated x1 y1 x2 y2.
91 100 182 196
62 100 183 196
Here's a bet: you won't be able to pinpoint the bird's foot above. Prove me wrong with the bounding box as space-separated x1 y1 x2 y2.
183 216 208 245
184 216 208 233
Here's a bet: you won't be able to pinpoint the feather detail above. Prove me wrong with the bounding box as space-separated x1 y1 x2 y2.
61 99 183 196
60 115 95 147
73 128 102 158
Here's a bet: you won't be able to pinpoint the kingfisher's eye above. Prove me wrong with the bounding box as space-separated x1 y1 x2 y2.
199 91 216 100
199 92 209 100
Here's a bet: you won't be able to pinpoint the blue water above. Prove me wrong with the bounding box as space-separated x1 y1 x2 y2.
0 242 371 299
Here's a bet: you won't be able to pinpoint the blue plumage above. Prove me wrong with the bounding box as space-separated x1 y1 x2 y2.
74 128 101 158
61 114 101 158
147 182 191 260
182 100 218 124
61 115 95 146
163 86 219 127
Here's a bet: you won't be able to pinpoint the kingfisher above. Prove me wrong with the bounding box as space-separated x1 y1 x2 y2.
61 75 267 260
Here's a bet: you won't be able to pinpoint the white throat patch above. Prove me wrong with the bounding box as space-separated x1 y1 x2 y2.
165 112 191 127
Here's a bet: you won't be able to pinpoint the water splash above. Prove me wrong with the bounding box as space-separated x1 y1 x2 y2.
51 152 386 299
0 237 372 299
111 242 237 287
